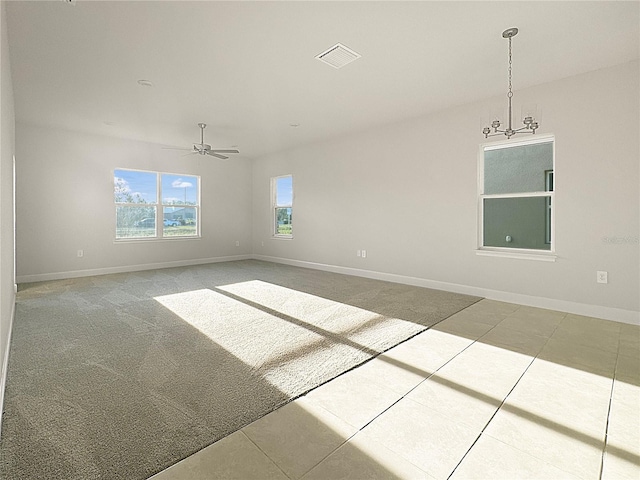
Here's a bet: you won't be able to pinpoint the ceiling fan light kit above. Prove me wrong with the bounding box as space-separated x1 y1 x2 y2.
482 27 540 139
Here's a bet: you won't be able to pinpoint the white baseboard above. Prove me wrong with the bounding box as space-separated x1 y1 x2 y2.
0 292 16 441
253 255 640 326
14 253 639 325
15 254 253 284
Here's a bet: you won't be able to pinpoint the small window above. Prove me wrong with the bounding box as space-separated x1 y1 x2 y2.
115 169 200 240
272 175 293 237
478 136 554 252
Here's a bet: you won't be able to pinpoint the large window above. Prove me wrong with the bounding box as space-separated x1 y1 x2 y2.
272 175 293 237
114 169 200 240
478 136 554 253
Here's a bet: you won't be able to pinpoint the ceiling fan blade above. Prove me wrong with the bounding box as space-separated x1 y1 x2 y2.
207 151 229 160
211 149 240 154
161 146 193 151
181 152 198 157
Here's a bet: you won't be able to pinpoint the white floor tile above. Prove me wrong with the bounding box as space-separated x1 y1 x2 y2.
434 341 533 397
304 369 401 429
484 407 605 479
539 337 617 377
242 397 357 479
601 445 640 480
494 311 562 338
362 397 481 479
149 431 288 480
504 365 612 437
148 300 630 480
451 433 581 480
478 324 549 356
348 353 429 396
301 431 436 480
406 373 502 430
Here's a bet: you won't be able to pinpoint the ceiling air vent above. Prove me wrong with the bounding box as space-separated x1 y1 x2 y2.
315 43 361 69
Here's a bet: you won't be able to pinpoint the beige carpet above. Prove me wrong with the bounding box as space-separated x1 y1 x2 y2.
0 260 480 479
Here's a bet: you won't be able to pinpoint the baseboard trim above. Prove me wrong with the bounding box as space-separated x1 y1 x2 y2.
252 255 640 325
16 254 253 284
14 254 639 325
0 293 16 441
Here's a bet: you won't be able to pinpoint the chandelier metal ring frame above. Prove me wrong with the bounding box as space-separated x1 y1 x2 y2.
482 27 539 139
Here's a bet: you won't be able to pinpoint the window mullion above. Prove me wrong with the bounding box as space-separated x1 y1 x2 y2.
482 191 553 199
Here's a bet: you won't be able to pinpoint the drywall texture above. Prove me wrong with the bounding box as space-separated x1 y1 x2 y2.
252 61 639 315
16 125 253 279
0 0 16 422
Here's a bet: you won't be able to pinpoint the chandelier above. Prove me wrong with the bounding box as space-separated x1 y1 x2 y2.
483 28 539 139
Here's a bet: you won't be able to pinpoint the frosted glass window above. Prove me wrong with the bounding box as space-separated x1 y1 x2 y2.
479 137 555 253
483 197 551 250
484 141 553 194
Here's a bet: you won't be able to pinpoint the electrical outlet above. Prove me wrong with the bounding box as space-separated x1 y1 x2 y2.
362 249 367 258
77 249 84 258
597 271 608 284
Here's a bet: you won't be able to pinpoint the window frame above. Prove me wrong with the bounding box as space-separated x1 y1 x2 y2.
477 134 556 259
271 174 293 239
114 168 201 242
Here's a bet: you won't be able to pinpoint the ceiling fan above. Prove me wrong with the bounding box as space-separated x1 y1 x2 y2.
164 123 239 159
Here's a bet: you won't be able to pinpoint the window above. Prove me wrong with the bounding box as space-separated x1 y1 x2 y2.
272 175 293 237
478 136 554 253
114 169 200 240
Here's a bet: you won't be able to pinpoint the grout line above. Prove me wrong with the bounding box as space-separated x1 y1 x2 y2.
297 431 359 479
240 430 295 480
337 310 498 477
350 303 512 477
598 332 621 479
445 309 563 479
292 300 492 434
325 305 498 437
445 352 538 479
242 401 362 480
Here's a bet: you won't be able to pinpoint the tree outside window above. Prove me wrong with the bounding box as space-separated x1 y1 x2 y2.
273 175 293 237
114 169 200 240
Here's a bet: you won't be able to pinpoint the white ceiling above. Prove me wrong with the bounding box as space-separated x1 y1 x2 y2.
6 1 639 160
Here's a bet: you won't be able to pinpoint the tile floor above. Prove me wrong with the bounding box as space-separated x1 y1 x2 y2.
150 300 640 480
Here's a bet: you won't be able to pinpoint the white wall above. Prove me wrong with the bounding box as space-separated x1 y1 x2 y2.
0 0 16 431
252 61 640 323
12 62 640 323
16 124 253 281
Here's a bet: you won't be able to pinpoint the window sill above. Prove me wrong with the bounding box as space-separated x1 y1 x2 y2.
115 235 201 244
475 248 557 262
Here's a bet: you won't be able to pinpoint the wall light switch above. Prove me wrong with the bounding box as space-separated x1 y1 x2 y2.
235 241 240 247
357 250 361 257
362 250 367 258
597 271 608 284
77 250 84 258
